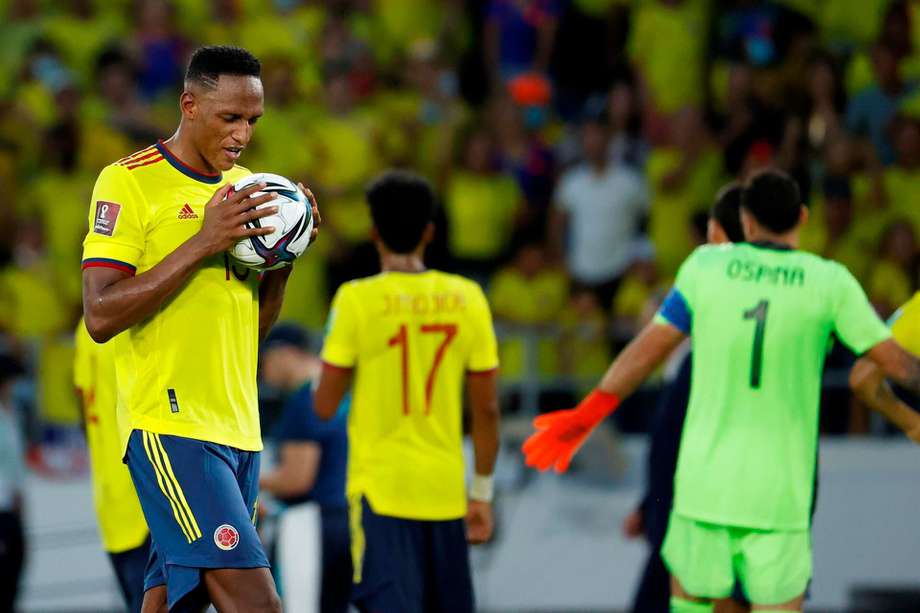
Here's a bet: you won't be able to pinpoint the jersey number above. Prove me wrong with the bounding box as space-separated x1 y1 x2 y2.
742 300 769 388
387 324 458 415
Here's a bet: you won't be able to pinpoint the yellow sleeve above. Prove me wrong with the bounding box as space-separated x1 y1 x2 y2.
81 164 147 274
890 293 920 356
321 284 360 368
466 283 499 373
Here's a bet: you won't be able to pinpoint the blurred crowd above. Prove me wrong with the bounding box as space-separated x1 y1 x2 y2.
2 0 920 451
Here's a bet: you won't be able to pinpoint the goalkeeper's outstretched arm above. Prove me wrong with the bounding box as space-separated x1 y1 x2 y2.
522 321 686 473
596 321 687 398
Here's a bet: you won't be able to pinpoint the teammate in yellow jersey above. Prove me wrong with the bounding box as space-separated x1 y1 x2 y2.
74 320 149 613
81 46 319 613
850 293 920 441
315 170 501 613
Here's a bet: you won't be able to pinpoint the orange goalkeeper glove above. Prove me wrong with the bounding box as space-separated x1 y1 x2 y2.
522 389 620 473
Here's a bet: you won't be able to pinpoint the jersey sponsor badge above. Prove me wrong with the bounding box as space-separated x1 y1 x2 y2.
214 524 240 550
93 201 121 236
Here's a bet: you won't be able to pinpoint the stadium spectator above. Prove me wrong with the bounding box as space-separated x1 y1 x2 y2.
259 325 350 613
0 353 26 612
393 40 470 186
557 286 612 396
484 0 559 87
89 46 161 146
444 128 523 283
550 0 629 119
800 52 847 154
627 0 707 142
800 175 870 283
40 0 125 89
606 77 648 169
646 108 725 277
133 0 188 101
867 219 916 319
489 241 568 381
611 242 667 344
492 85 556 239
550 114 649 310
880 114 920 235
846 41 918 166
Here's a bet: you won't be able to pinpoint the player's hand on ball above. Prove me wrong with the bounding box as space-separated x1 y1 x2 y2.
297 182 321 246
465 500 493 545
195 182 279 256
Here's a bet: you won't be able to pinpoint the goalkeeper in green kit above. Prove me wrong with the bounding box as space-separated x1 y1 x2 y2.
524 169 920 613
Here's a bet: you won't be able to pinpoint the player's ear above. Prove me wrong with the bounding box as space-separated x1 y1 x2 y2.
798 204 809 227
739 207 755 241
179 89 197 120
421 222 435 245
370 226 383 249
707 218 727 245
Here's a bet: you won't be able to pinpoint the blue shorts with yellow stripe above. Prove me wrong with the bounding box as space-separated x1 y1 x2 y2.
125 430 268 610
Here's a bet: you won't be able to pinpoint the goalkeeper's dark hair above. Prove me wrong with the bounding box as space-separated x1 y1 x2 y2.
185 46 261 89
711 182 745 243
741 168 802 234
366 170 435 254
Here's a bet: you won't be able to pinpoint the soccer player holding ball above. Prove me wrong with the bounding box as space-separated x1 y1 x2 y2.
315 171 501 613
525 169 920 613
81 46 318 612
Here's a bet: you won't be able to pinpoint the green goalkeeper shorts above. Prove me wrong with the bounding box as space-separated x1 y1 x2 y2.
661 512 812 605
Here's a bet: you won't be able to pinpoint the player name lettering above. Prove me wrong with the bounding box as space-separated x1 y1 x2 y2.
726 259 805 287
383 293 467 316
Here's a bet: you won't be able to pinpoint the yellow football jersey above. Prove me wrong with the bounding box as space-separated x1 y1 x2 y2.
81 141 260 453
74 320 148 553
322 271 499 520
890 292 920 356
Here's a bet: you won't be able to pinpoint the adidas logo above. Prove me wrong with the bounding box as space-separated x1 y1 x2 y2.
178 204 198 219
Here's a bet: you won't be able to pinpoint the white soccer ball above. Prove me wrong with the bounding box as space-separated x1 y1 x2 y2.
228 173 313 271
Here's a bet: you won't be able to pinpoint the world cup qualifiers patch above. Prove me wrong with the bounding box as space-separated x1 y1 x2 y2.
93 201 121 236
214 524 240 551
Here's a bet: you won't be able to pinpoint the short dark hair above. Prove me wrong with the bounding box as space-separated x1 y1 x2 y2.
185 46 261 89
741 169 802 234
711 182 745 242
366 170 435 254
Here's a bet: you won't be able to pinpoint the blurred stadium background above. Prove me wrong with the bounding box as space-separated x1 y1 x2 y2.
1 0 920 611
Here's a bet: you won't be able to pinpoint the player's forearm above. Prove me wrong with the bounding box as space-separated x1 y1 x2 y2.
471 404 500 476
867 338 920 397
597 322 684 399
259 468 315 499
468 373 500 476
258 266 292 342
851 357 920 438
83 237 210 343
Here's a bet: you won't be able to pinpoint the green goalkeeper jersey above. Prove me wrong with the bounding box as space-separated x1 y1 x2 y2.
656 242 891 530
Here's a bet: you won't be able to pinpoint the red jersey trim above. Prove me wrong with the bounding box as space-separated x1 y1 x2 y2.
81 258 137 276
